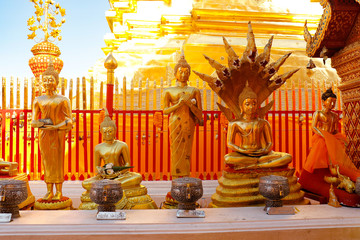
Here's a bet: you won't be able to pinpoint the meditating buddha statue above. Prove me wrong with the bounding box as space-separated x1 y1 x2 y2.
299 88 360 206
79 109 157 210
31 59 73 210
194 22 307 207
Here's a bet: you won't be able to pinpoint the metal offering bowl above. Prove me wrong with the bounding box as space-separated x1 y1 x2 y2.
90 180 123 212
171 177 203 210
0 179 27 218
259 175 290 208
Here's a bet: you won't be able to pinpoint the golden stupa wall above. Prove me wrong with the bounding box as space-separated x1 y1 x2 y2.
91 0 341 109
332 13 360 167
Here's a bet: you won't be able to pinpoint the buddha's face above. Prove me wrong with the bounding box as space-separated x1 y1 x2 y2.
241 98 258 116
176 67 190 83
42 75 58 92
322 97 336 110
102 126 116 141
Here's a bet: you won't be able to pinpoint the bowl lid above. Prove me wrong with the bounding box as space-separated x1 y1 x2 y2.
0 179 26 189
259 175 288 185
91 179 122 189
172 177 202 186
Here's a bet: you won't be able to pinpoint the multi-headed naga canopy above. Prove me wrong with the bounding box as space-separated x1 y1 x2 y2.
193 22 299 121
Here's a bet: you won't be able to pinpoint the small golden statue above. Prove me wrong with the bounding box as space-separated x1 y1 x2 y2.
328 184 341 208
163 50 203 179
194 22 306 207
79 109 157 210
303 88 360 182
0 159 18 177
31 59 73 210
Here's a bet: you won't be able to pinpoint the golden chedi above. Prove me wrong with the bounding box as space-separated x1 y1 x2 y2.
31 59 73 210
194 22 307 207
79 109 157 210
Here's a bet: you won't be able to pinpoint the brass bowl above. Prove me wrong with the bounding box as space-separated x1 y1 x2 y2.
90 180 123 212
0 180 27 218
171 177 203 210
259 175 290 208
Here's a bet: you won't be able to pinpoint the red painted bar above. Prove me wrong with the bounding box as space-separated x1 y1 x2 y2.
145 112 149 174
23 112 28 173
106 84 114 118
67 131 72 173
122 112 126 142
159 117 164 177
278 90 282 152
305 113 310 157
1 110 5 160
285 112 289 154
137 113 141 174
167 115 170 176
217 112 222 175
90 113 94 173
152 117 156 180
203 112 207 180
115 111 119 140
272 93 276 150
130 112 134 165
9 113 13 162
83 112 88 174
31 123 35 174
38 142 41 177
210 112 214 176
196 121 200 175
15 112 20 166
76 111 80 173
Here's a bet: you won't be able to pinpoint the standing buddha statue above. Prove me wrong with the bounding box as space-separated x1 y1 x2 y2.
163 51 203 179
194 22 307 207
79 109 157 210
31 59 73 210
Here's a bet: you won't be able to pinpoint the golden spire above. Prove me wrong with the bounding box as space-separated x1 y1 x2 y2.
27 0 66 42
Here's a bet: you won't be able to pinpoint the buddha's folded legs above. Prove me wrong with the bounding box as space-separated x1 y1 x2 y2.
225 151 292 169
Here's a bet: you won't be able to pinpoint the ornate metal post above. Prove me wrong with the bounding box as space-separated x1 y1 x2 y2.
104 52 118 117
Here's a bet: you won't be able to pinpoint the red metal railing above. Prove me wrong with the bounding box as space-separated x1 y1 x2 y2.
1 108 338 180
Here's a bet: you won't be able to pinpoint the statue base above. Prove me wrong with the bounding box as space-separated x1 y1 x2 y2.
79 185 157 210
34 197 73 210
0 173 35 210
299 168 360 207
161 192 201 209
209 166 308 207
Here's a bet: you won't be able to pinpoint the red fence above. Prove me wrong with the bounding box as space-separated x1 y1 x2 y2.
1 108 339 180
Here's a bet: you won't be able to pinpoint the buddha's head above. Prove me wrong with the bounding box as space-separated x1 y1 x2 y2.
239 85 258 116
321 88 337 111
174 51 191 83
100 109 117 142
42 58 59 93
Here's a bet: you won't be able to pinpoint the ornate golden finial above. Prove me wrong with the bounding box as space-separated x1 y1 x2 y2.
100 108 117 130
104 52 118 70
42 57 59 82
27 0 66 42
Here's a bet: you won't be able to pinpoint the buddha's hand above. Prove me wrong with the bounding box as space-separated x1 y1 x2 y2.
179 93 191 105
43 124 58 130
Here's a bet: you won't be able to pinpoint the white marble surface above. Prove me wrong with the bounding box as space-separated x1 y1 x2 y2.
1 205 360 240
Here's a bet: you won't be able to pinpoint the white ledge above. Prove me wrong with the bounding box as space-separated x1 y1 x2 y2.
1 205 360 240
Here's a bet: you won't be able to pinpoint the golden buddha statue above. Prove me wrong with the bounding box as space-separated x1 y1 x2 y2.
224 85 291 169
194 22 307 207
79 109 157 210
163 50 203 179
303 88 360 182
31 59 73 210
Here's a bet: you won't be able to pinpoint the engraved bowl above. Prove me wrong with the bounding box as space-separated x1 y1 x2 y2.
90 180 123 212
0 179 27 218
356 177 360 196
171 177 203 210
259 175 290 208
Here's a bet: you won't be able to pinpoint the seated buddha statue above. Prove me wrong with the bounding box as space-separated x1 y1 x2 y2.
224 85 292 169
193 23 306 207
303 88 360 182
79 110 157 210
